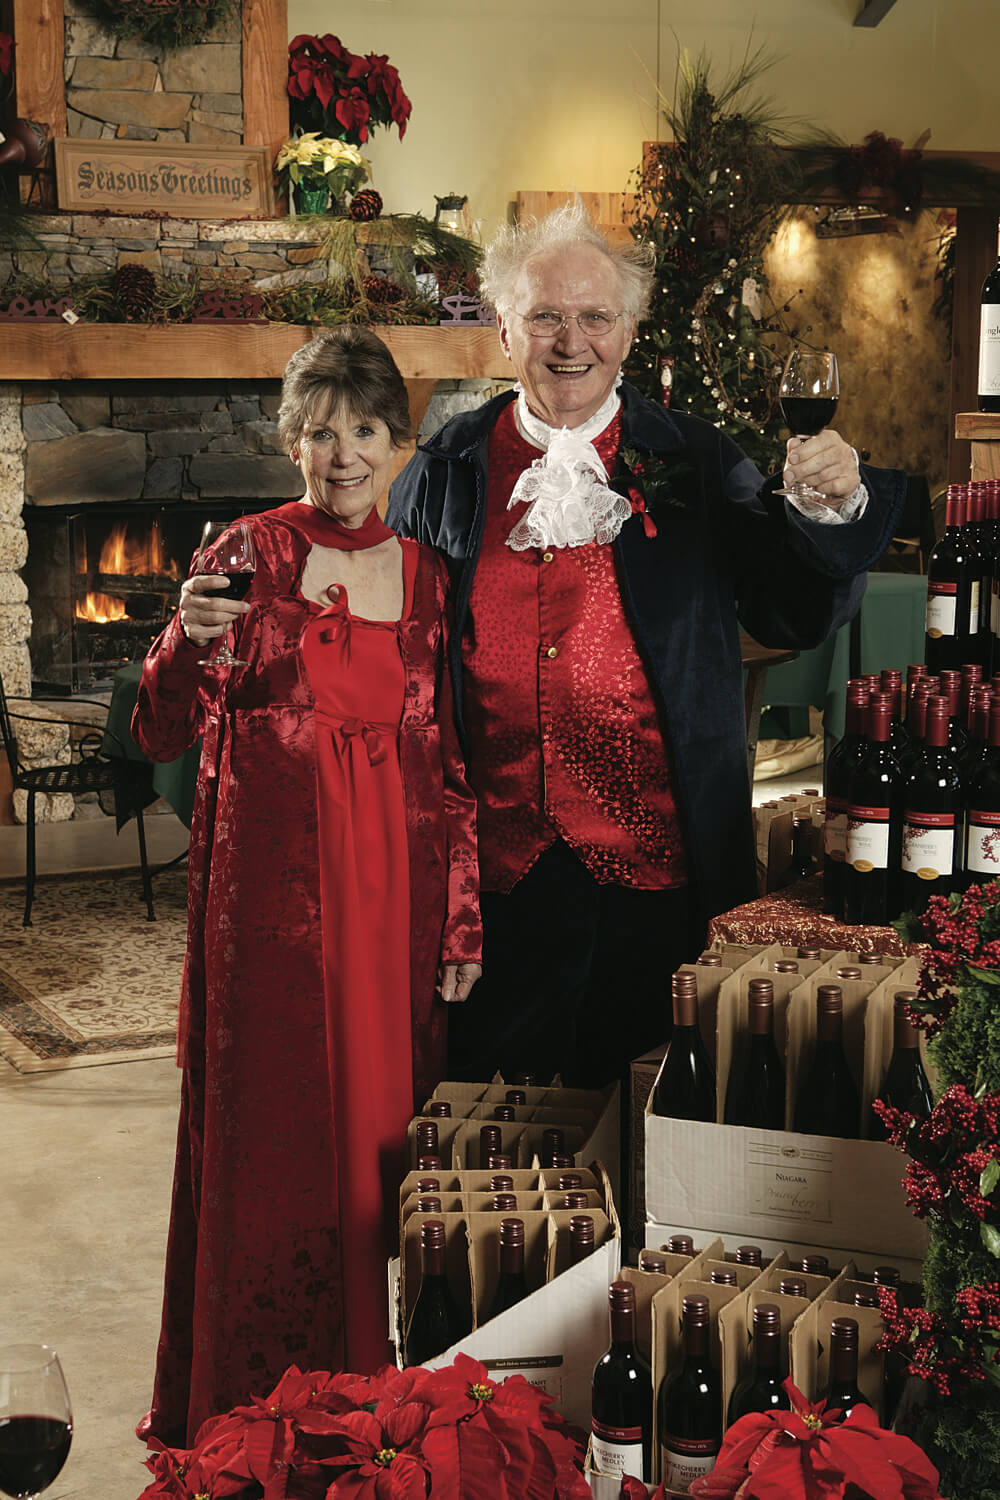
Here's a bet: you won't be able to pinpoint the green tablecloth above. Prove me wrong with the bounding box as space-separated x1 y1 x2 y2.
102 661 200 828
761 572 928 742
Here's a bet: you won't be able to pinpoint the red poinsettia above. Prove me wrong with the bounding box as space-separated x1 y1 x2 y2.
136 1356 589 1500
679 1379 943 1500
286 33 412 149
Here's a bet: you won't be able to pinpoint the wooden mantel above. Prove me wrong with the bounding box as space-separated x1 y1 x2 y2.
0 323 506 382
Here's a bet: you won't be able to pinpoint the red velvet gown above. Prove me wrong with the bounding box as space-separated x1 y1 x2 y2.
133 504 481 1444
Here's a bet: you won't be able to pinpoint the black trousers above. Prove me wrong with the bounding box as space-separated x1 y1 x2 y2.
447 840 704 1089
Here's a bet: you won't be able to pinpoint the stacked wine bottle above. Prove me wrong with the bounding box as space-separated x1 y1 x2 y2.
823 659 1000 923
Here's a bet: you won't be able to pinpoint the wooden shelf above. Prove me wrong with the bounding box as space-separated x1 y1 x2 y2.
0 323 507 382
955 411 1000 441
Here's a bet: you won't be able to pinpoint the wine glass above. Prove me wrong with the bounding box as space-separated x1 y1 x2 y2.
775 350 840 500
195 520 255 667
0 1345 72 1499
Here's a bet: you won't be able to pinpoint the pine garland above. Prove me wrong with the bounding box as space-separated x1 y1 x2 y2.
77 0 233 50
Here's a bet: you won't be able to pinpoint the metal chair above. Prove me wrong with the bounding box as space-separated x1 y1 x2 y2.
0 668 155 926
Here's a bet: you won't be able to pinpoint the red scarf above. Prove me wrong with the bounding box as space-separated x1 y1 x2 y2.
269 500 395 550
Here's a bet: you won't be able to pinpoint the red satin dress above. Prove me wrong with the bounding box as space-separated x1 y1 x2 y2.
300 551 416 1375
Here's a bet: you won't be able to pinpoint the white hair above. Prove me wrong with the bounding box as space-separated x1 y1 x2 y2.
479 197 655 322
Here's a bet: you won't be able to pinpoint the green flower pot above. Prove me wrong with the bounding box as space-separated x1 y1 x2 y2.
294 183 329 215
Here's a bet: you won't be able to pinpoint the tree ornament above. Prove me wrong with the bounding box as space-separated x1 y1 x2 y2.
111 263 158 321
76 0 232 50
348 188 383 222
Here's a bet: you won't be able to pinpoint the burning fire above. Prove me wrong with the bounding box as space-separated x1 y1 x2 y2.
77 591 127 623
75 520 182 622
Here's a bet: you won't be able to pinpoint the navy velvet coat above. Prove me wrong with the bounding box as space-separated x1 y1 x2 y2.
387 384 906 928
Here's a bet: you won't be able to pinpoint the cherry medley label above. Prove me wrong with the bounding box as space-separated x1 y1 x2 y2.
592 1420 646 1481
925 579 957 639
846 805 891 871
902 809 956 879
967 809 1000 875
660 1435 719 1493
824 795 847 861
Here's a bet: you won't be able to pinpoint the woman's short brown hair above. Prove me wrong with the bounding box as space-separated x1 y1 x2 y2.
277 326 411 452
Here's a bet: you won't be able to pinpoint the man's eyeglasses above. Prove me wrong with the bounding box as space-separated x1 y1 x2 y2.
516 309 622 338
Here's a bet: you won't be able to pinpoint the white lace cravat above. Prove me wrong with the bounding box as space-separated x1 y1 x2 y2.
506 385 632 551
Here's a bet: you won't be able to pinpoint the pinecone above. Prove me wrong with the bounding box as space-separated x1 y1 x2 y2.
362 273 404 305
348 188 383 222
112 263 158 320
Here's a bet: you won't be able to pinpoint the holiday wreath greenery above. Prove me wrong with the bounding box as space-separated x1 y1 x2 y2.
77 0 233 51
877 880 1000 1500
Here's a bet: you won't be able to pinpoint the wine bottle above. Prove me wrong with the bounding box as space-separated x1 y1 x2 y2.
657 1293 721 1492
727 1303 790 1425
988 481 1000 665
823 1317 871 1422
899 683 929 778
880 668 910 761
556 1172 583 1190
773 959 799 974
736 1245 763 1267
778 1276 808 1298
416 1176 441 1194
563 1191 590 1209
479 1124 502 1168
711 1268 737 1286
964 698 1000 885
489 1173 514 1192
639 1250 668 1273
800 1254 830 1276
416 1195 443 1213
417 1154 442 1171
925 487 978 673
793 985 861 1139
792 812 814 879
487 1217 529 1318
873 1265 900 1289
796 946 821 960
487 1152 513 1170
490 1193 518 1211
404 1219 467 1366
724 978 785 1130
651 971 716 1121
415 1119 439 1159
844 693 904 925
667 1235 696 1257
569 1214 596 1265
427 1099 451 1118
541 1127 566 1167
858 951 885 966
966 484 992 670
870 990 934 1139
697 952 724 967
823 681 870 916
492 1104 516 1121
591 1280 653 1483
900 696 962 913
505 1089 527 1106
853 1289 879 1308
979 228 1000 413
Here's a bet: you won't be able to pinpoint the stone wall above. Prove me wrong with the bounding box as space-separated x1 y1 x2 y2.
63 0 243 145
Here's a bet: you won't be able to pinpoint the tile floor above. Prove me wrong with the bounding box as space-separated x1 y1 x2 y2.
2 759 826 1499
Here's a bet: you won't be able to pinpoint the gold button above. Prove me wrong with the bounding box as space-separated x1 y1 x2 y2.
546 646 558 659
542 551 554 563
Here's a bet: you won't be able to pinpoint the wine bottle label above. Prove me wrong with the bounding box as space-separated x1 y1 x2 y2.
902 810 955 878
967 810 1000 875
824 797 847 860
592 1421 646 1481
925 580 957 639
970 580 981 635
660 1435 719 1493
979 303 1000 396
846 805 891 871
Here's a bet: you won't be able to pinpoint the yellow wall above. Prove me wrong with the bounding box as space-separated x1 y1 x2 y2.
288 0 1000 239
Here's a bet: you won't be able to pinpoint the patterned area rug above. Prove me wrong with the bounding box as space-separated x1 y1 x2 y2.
0 867 187 1073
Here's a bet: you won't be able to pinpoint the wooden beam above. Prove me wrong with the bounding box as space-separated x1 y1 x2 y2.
854 0 900 25
242 0 289 164
0 324 508 382
12 0 65 138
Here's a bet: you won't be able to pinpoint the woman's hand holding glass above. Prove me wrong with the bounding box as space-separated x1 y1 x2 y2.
179 572 252 648
438 962 482 1004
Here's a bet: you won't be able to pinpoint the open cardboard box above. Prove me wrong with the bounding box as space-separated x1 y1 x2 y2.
645 955 929 1263
391 1162 620 1428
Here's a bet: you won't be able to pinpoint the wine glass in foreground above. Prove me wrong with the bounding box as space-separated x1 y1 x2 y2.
775 350 840 501
196 520 255 667
0 1345 72 1500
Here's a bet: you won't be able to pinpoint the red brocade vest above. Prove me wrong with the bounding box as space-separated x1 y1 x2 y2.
462 400 689 894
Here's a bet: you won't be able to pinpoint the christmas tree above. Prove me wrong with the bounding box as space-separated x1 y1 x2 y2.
625 48 801 472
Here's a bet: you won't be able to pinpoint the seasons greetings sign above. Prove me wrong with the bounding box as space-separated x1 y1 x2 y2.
54 139 274 218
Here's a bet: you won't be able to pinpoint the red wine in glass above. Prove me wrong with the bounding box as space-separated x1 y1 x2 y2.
0 1346 72 1500
196 520 256 667
776 350 840 500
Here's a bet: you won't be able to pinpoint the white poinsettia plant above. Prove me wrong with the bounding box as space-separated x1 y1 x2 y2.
274 133 370 196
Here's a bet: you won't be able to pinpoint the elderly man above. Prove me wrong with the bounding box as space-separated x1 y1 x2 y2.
388 201 903 1089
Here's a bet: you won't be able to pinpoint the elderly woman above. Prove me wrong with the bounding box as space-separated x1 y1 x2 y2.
134 327 481 1445
388 199 904 1091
